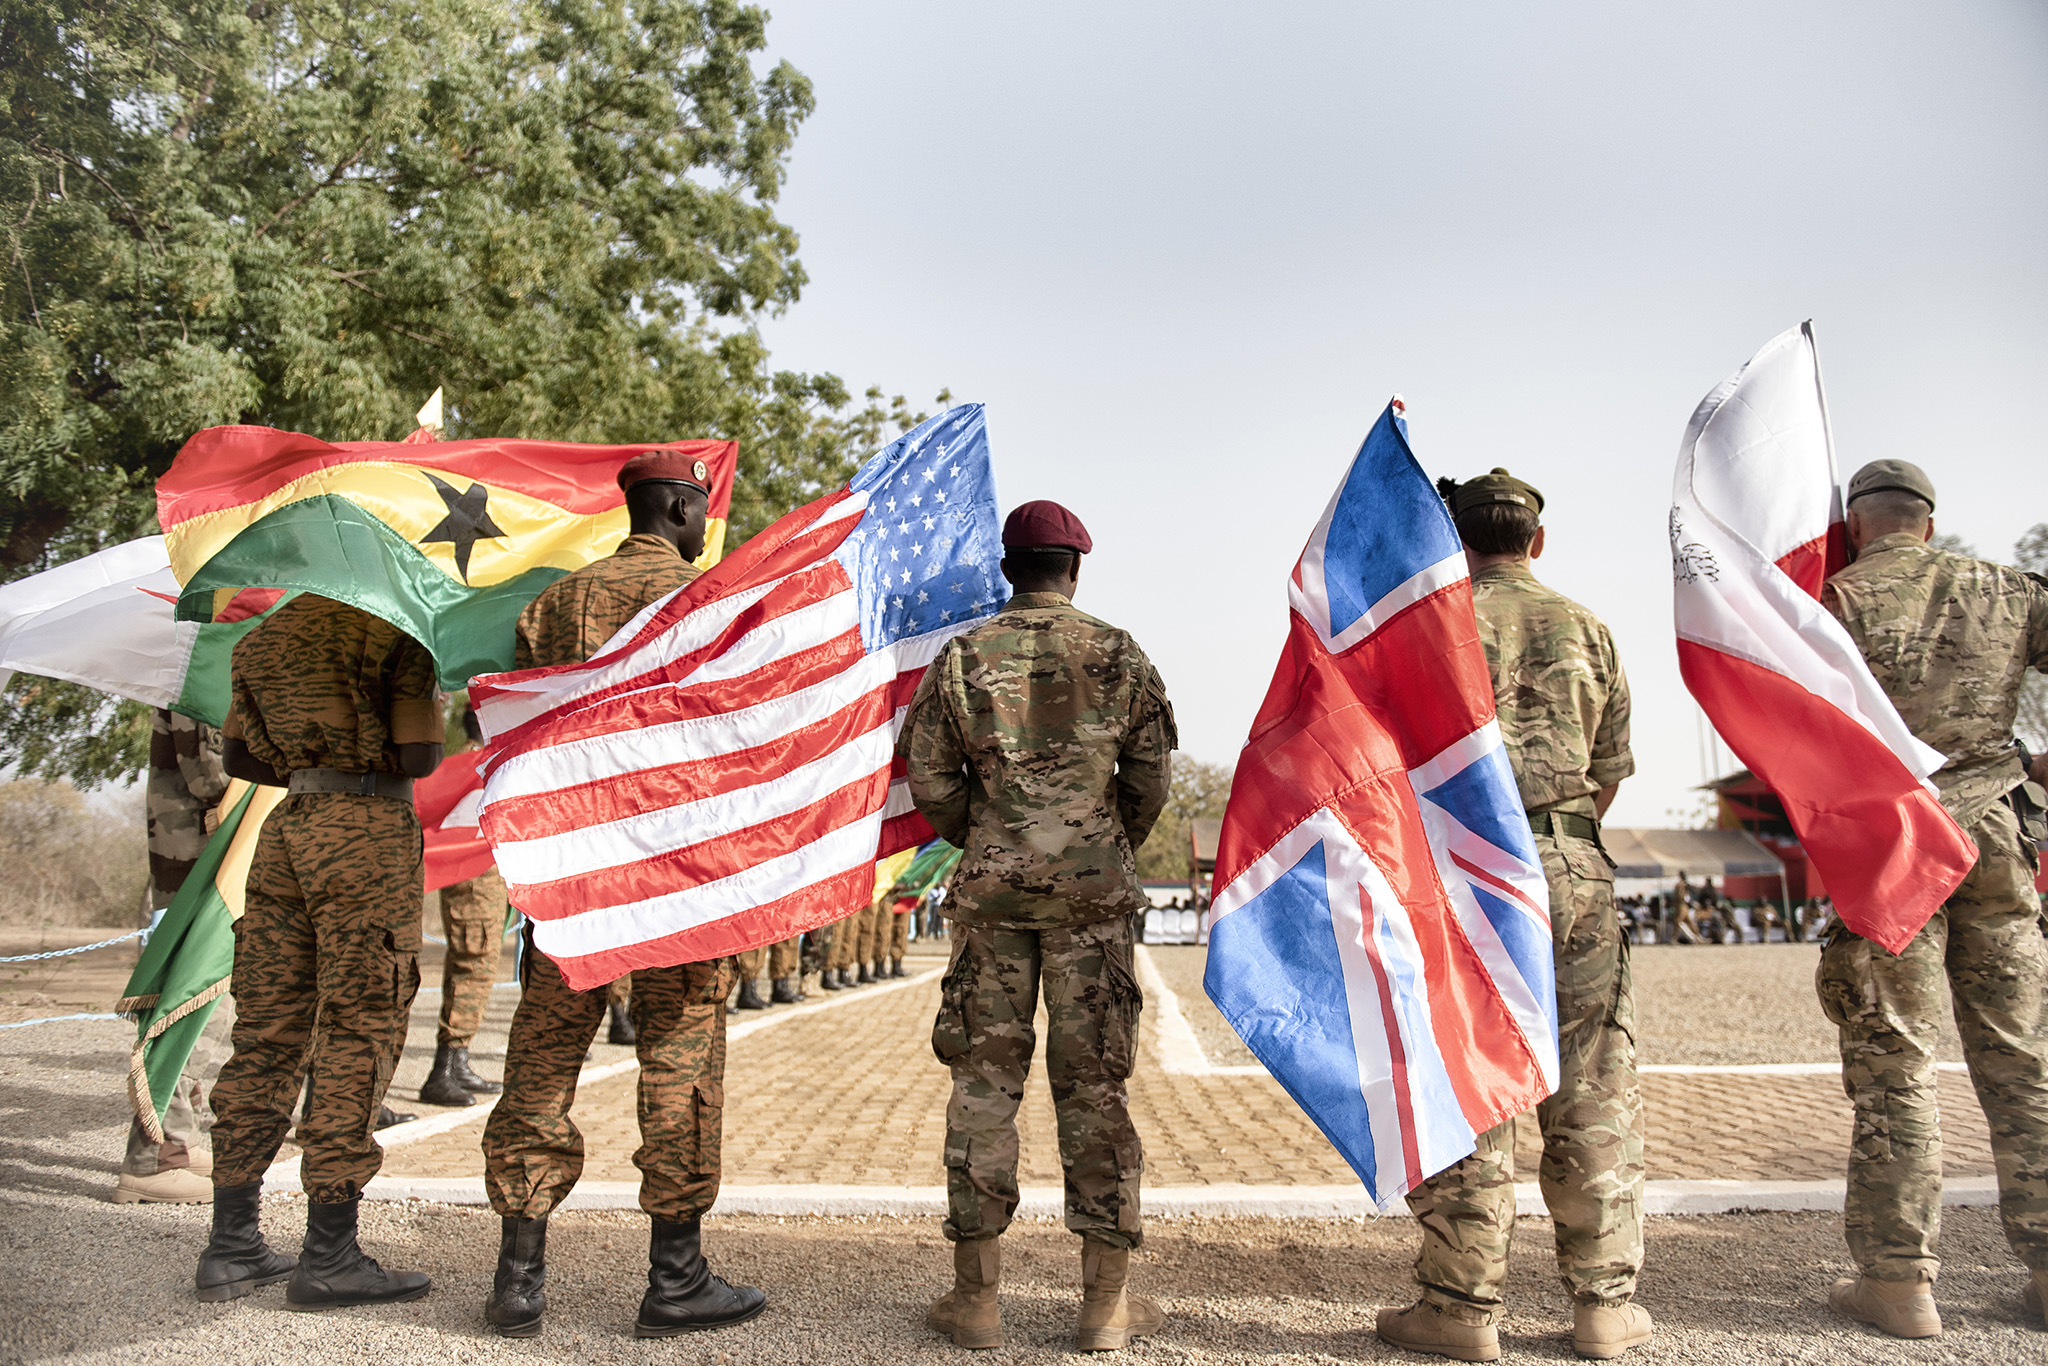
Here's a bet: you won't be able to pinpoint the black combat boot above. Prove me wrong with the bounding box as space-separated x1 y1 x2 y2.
485 1215 548 1338
375 1103 416 1129
734 977 768 1010
195 1181 297 1302
448 1045 502 1094
419 1044 478 1106
819 968 843 991
607 1001 638 1045
890 958 907 979
856 962 874 985
634 1218 767 1337
770 975 802 1004
285 1198 432 1311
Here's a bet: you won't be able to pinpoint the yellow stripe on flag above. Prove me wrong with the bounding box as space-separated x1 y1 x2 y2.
211 779 287 922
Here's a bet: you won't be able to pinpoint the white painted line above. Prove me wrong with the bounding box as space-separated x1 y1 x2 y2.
1639 1061 1970 1076
727 965 944 1043
316 1176 2006 1219
1133 942 1267 1077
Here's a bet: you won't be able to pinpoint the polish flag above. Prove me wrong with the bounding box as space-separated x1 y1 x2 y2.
1671 322 1973 953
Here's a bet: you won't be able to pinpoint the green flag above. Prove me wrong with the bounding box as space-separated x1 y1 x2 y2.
116 779 281 1140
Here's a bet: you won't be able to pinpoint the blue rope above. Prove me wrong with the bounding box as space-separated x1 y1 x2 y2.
0 1012 122 1030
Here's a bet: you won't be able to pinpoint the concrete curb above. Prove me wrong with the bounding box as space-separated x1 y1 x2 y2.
264 1175 2004 1219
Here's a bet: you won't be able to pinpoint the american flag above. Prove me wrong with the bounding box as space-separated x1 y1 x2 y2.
1202 399 1558 1208
468 405 1006 990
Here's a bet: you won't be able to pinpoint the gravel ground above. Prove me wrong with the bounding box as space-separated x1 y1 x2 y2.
1146 942 1967 1069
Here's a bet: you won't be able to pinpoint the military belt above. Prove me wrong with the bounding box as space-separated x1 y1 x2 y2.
1527 809 1599 842
286 768 414 803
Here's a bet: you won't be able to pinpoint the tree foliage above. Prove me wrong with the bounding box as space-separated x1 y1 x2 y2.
1136 758 1234 883
1 0 942 785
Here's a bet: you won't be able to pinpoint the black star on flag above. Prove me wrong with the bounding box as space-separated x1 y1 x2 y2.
420 472 507 582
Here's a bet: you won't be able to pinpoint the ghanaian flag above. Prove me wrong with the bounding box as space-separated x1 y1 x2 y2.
158 426 737 689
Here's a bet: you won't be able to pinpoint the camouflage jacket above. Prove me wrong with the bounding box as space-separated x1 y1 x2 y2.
897 591 1177 931
515 534 699 670
226 594 443 776
1823 531 2048 827
1470 563 1634 815
147 707 228 895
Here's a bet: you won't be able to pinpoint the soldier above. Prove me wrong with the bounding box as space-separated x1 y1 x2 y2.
1378 469 1650 1362
117 708 234 1205
901 499 1175 1353
420 708 509 1106
195 595 444 1309
733 936 803 1009
479 451 763 1340
1815 459 2048 1338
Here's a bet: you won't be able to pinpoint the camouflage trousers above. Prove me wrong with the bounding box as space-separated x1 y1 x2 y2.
435 868 506 1047
211 794 424 1202
1406 831 1645 1316
1816 799 2048 1281
830 902 884 970
124 995 236 1176
882 908 910 961
737 936 800 982
482 942 734 1221
933 916 1145 1249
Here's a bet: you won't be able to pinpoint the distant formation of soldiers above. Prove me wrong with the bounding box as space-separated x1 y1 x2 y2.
137 450 2042 1356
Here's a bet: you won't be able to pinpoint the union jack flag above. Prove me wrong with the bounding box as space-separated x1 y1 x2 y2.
1203 399 1558 1208
469 405 1005 990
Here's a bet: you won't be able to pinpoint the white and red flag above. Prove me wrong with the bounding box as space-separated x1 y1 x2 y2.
469 405 1005 989
1671 322 1973 953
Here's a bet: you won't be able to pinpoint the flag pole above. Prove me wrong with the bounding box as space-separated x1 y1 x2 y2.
1802 320 1844 509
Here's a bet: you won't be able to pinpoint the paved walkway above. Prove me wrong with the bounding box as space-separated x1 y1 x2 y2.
376 942 1996 1192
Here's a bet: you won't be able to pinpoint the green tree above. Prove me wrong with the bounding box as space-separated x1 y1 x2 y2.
1136 758 1235 883
0 0 940 785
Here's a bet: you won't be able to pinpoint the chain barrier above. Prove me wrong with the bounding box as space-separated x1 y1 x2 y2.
0 927 147 965
0 1012 122 1030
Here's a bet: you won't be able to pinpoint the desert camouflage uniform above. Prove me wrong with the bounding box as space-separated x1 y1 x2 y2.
736 936 801 984
482 534 738 1221
209 596 442 1202
899 590 1174 1249
125 709 237 1180
1405 562 1641 1320
1818 532 2048 1282
436 865 506 1048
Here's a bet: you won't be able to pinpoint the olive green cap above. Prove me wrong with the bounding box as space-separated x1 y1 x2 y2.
1448 467 1544 518
1846 459 1936 511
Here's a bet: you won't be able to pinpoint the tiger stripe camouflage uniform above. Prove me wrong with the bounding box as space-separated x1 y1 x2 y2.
209 596 443 1202
1819 530 2048 1286
1403 560 1642 1322
481 534 736 1223
124 709 236 1186
900 590 1175 1249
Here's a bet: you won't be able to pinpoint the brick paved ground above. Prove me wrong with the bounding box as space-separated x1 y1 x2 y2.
381 939 1996 1188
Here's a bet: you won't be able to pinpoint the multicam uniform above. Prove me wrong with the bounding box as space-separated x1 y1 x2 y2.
209 596 443 1202
124 709 236 1184
900 590 1175 1249
1818 532 2048 1283
1404 562 1642 1320
481 534 736 1223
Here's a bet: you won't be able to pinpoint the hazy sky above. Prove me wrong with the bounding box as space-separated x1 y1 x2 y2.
752 1 2048 827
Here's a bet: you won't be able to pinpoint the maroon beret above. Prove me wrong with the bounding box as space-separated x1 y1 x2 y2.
617 449 710 494
1001 500 1093 554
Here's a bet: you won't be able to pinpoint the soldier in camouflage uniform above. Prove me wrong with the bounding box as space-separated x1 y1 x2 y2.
733 936 802 1008
1380 469 1650 1363
419 710 510 1106
479 450 763 1340
1815 460 2048 1339
196 595 444 1310
116 708 235 1205
901 500 1175 1353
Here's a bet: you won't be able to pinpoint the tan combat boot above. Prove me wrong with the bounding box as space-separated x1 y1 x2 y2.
1075 1241 1164 1351
1573 1302 1653 1359
1375 1299 1501 1362
927 1238 1002 1349
1828 1275 1941 1339
2021 1269 2048 1328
